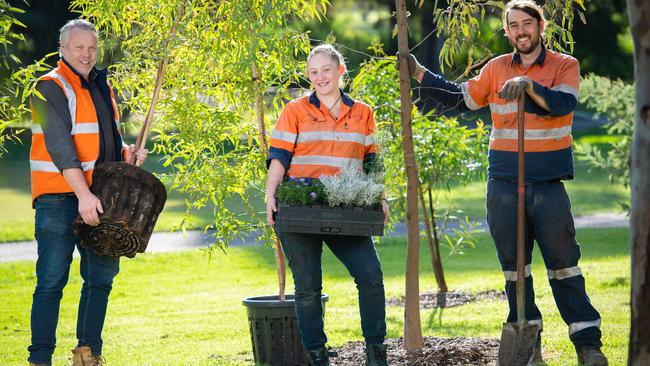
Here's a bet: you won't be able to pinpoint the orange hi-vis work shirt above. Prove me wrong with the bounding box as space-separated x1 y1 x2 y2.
268 90 376 178
30 59 124 202
419 46 579 183
461 48 579 154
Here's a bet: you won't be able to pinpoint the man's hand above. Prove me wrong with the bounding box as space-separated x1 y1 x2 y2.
124 144 148 167
499 76 533 100
397 52 425 81
78 191 103 226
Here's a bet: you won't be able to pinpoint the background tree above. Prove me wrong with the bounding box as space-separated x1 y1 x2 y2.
626 0 650 364
0 0 49 156
576 74 634 210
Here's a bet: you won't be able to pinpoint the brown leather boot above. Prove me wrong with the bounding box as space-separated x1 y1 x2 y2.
576 345 608 366
71 346 105 366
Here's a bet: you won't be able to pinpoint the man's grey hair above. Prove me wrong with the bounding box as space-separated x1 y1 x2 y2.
59 19 98 45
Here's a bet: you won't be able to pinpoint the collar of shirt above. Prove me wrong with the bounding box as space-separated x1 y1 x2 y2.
308 88 355 109
510 43 547 67
61 57 104 90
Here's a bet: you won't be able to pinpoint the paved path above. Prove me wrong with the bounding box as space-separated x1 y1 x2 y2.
0 212 629 263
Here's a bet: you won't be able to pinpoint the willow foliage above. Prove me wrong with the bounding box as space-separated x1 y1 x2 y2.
71 0 329 248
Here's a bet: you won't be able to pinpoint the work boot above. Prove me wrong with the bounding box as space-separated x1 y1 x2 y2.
28 363 48 366
71 346 105 366
307 346 337 366
365 343 389 366
576 345 608 366
531 333 544 364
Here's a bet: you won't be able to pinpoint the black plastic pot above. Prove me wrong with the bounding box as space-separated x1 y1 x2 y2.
242 294 329 366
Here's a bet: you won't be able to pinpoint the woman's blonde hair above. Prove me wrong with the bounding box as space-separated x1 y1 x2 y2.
307 44 345 66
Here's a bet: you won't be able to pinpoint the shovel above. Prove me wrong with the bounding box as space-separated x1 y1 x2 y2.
497 92 540 366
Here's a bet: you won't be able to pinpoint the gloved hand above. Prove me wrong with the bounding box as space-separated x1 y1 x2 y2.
499 76 533 100
396 52 425 80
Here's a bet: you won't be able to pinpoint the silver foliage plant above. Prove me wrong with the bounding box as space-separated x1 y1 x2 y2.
320 164 384 207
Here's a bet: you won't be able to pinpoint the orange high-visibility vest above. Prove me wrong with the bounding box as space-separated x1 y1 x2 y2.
29 60 122 202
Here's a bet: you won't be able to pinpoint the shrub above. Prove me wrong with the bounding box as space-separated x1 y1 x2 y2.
319 164 384 207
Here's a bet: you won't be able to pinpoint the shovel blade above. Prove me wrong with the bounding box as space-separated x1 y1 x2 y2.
498 321 539 366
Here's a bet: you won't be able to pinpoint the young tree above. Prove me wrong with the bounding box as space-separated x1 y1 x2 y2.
71 0 327 250
626 0 650 364
395 0 424 352
413 115 488 293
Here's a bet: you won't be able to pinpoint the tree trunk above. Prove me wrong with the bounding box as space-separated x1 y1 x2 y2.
252 59 286 301
627 1 650 365
395 0 424 353
419 185 447 293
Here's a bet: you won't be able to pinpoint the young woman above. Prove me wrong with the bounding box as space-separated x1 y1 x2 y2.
265 44 389 366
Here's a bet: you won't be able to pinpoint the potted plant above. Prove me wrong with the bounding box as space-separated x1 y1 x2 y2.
274 165 386 236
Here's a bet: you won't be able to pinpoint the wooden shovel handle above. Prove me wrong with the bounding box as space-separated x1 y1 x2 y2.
516 92 526 323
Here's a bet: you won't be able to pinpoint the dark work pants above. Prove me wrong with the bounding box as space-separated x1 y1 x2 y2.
278 232 386 351
486 179 602 348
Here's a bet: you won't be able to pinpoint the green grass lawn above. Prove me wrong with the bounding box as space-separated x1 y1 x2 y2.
0 228 630 365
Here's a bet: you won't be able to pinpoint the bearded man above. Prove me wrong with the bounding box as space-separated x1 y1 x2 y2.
402 1 607 365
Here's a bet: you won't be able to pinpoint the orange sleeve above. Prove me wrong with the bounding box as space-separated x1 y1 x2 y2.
464 61 494 109
365 107 376 155
269 103 298 153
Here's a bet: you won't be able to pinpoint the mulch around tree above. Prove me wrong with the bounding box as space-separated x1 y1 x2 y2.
385 290 506 309
331 336 499 366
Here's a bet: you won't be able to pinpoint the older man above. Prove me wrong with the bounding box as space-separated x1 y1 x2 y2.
28 19 146 366
403 1 607 365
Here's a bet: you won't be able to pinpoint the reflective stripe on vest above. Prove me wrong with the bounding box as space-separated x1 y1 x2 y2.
31 122 99 136
44 69 77 124
30 159 96 173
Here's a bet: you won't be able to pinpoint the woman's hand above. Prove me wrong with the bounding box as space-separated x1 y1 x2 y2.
266 159 286 226
381 198 389 224
267 196 277 225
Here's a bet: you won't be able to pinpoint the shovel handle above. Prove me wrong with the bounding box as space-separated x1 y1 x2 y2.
516 92 526 323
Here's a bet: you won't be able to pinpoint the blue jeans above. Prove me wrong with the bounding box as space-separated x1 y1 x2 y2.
486 179 602 348
28 194 120 365
278 233 386 351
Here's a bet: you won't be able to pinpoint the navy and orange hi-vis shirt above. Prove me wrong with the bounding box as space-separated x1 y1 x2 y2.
267 90 377 178
419 46 579 183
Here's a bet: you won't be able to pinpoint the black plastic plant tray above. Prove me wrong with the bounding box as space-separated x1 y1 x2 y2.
274 204 384 236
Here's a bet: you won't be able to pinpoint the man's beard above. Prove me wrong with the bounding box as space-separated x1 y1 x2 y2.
513 33 541 55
